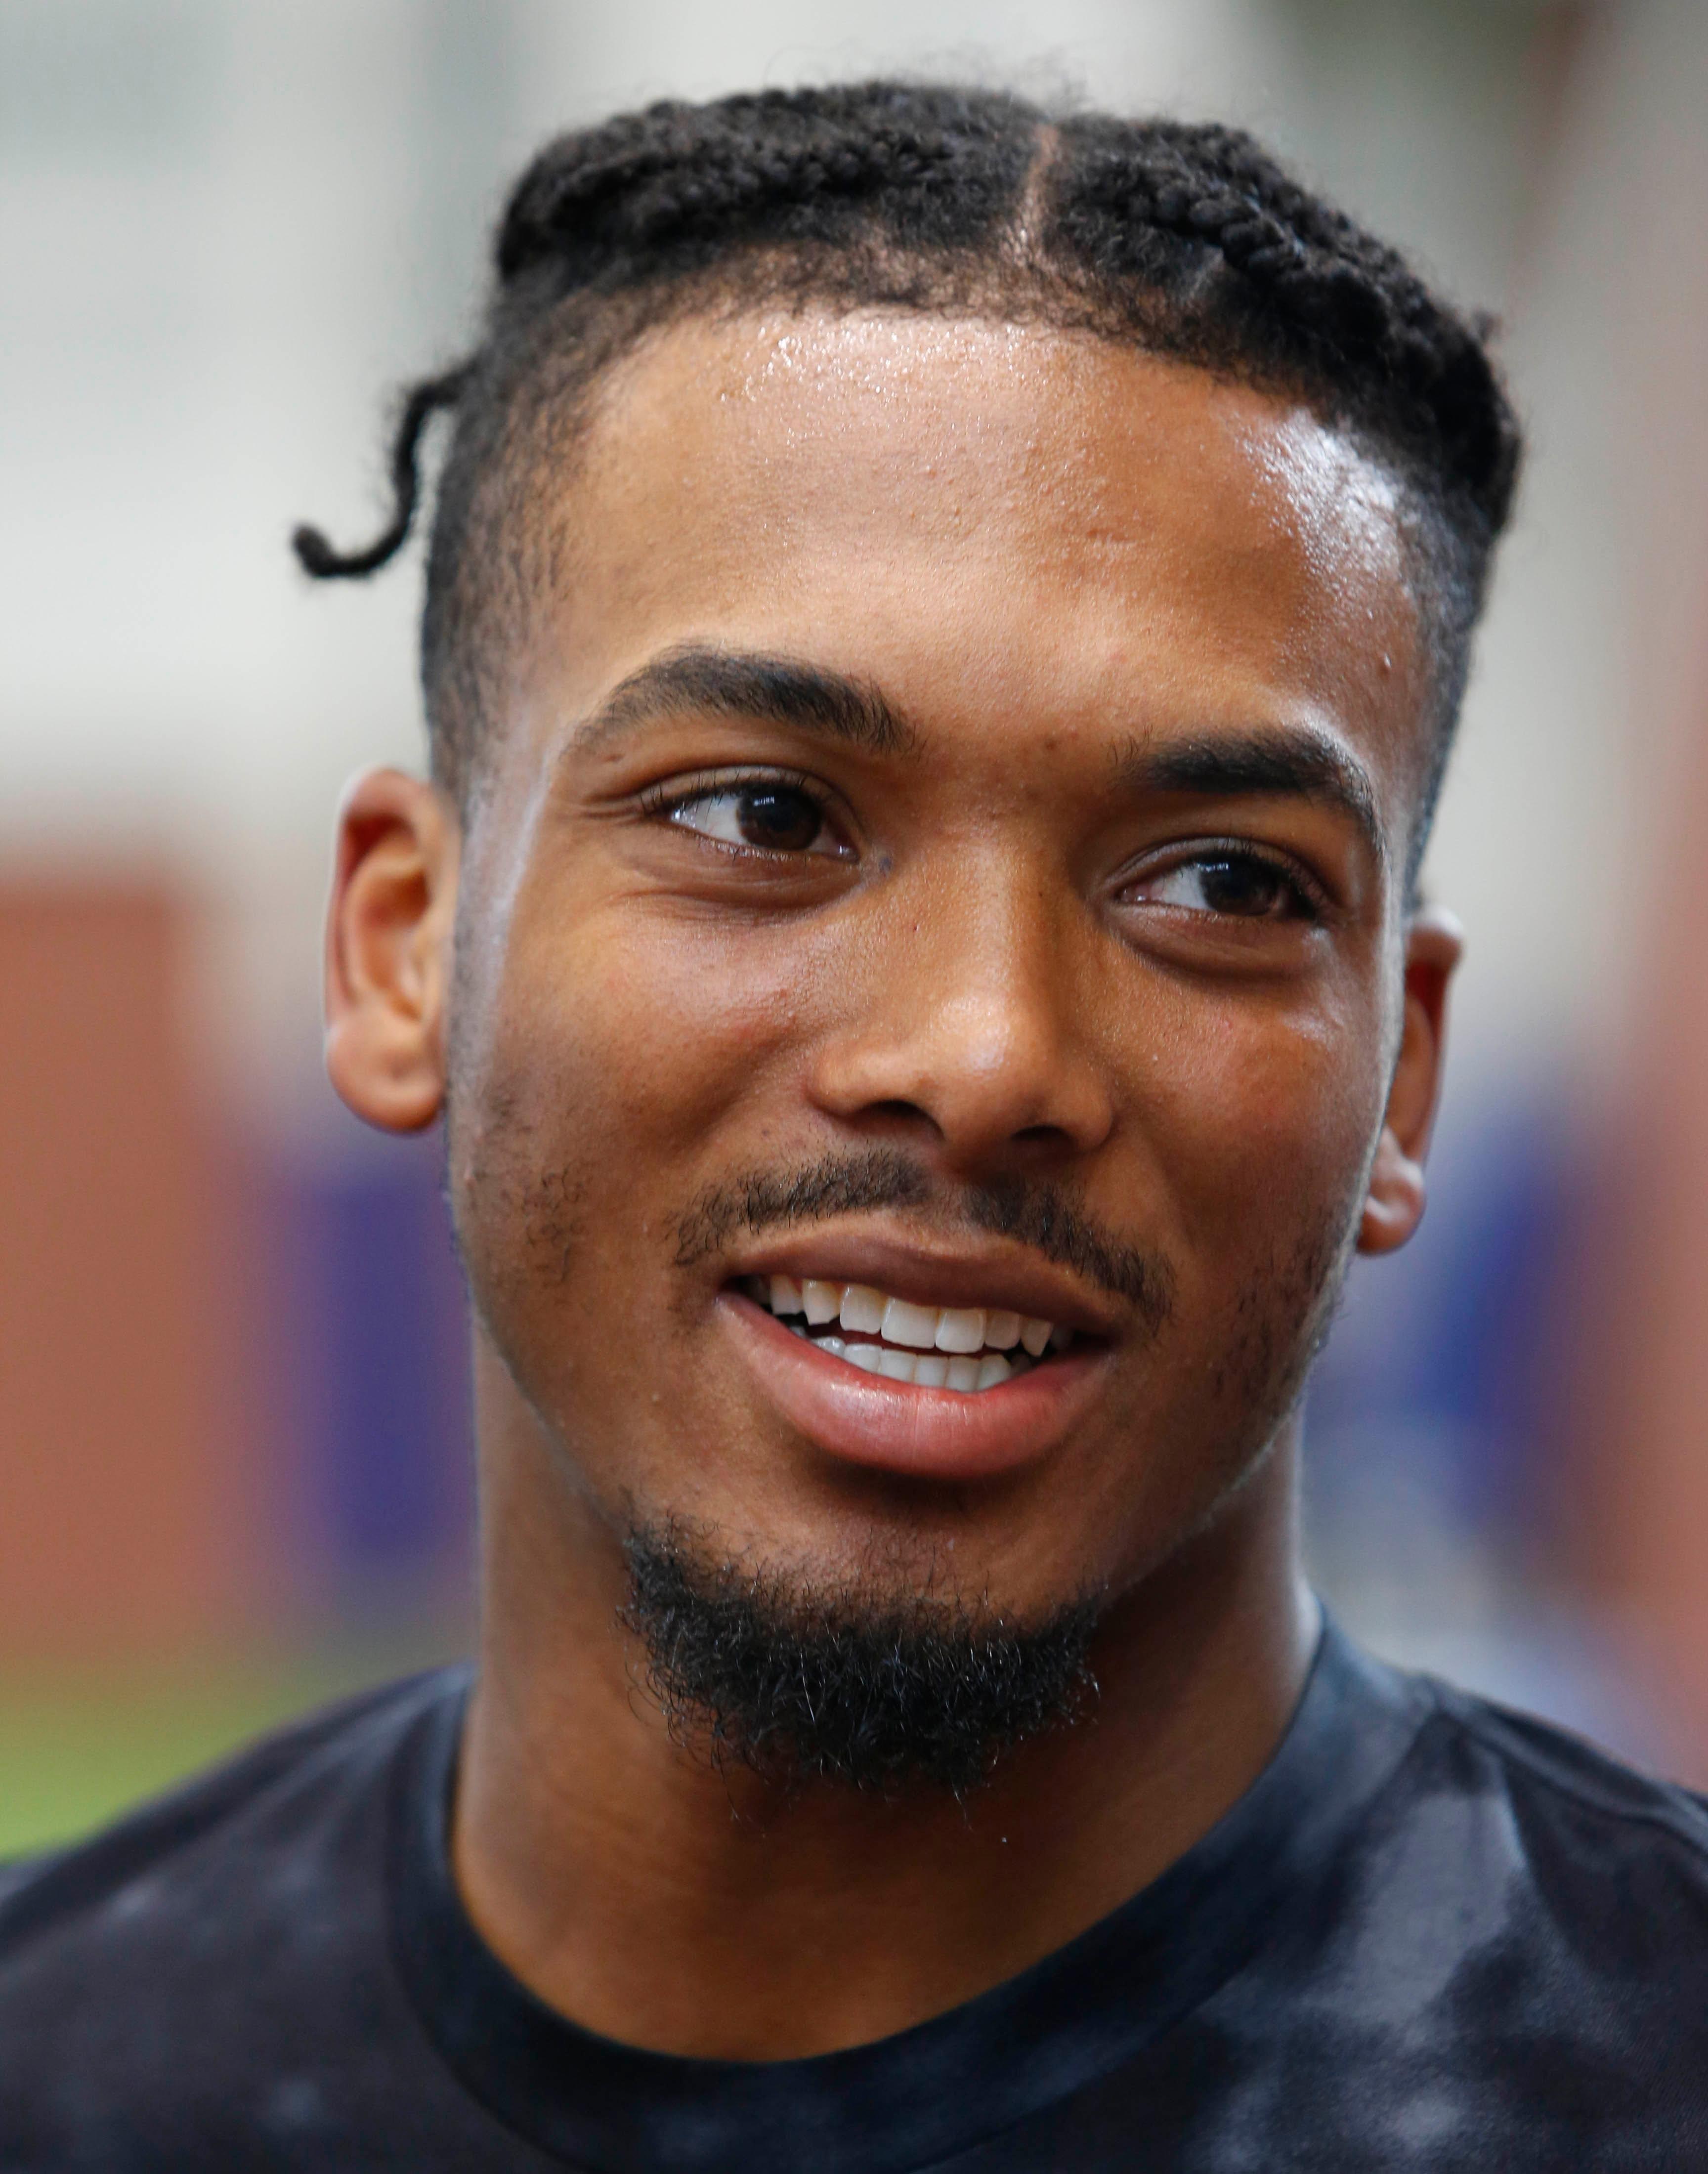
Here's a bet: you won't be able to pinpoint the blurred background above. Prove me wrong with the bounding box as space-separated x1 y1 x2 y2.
3 0 1708 1852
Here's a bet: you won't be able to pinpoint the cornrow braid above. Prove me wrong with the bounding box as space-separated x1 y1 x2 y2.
493 84 1032 286
1049 116 1517 528
295 82 1520 840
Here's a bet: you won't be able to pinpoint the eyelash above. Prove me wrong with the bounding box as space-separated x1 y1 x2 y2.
1119 841 1328 922
638 767 833 824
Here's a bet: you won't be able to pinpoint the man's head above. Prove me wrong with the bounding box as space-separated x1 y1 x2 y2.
311 84 1517 1791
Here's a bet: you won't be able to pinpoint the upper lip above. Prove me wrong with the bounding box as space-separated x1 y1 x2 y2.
722 1227 1126 1341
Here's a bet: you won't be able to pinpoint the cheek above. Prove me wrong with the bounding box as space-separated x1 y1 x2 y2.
1094 986 1385 1503
449 888 812 1306
1138 979 1384 1275
561 904 814 1145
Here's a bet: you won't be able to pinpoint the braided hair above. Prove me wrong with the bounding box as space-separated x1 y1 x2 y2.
296 83 1521 835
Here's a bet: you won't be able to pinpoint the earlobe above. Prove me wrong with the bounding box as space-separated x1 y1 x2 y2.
1359 1131 1427 1254
1357 906 1462 1257
324 768 459 1134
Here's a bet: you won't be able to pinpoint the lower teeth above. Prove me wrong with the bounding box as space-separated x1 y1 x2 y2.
785 1323 1029 1393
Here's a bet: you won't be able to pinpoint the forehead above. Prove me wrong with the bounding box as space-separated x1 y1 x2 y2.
516 309 1422 796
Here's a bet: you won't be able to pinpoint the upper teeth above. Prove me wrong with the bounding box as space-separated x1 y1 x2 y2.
759 1276 1070 1393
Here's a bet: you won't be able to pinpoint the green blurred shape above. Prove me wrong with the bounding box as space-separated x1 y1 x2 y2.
0 1634 468 1861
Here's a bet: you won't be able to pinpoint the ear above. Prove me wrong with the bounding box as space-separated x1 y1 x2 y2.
324 768 459 1133
1357 906 1463 1256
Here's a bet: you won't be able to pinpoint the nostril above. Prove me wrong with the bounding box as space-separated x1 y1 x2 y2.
866 1098 937 1129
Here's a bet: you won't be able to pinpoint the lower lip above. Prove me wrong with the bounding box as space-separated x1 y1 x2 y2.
719 1291 1108 1481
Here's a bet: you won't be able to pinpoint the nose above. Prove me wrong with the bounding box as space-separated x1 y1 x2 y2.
806 860 1115 1174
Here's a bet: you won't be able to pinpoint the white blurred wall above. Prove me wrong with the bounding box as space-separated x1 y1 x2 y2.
2 0 1705 1133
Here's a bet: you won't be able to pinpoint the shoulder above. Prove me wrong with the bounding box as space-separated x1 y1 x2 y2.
0 1665 471 2149
1328 1654 1708 2019
1166 1643 1708 2166
1417 1668 1708 1873
0 1667 471 2166
0 1666 465 1966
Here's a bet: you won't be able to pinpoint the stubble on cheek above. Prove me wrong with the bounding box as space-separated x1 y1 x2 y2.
446 1064 597 1347
442 880 603 1323
1207 1181 1362 1461
518 1163 592 1288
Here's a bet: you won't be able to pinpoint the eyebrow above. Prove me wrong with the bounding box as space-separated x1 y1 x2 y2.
576 644 917 756
1113 726 1387 869
575 651 1385 864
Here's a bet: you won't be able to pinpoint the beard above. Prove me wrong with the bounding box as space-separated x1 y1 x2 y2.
456 1130 1357 1792
620 1522 1103 1796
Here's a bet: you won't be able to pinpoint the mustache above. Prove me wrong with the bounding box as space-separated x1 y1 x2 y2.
670 1148 1174 1333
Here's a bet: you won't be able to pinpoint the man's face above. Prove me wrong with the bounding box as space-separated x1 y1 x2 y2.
443 311 1432 1625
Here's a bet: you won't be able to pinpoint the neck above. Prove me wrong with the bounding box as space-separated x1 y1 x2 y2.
453 1376 1317 2061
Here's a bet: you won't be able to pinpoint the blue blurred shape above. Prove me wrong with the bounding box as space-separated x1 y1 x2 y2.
276 1128 474 1592
1308 1090 1580 1545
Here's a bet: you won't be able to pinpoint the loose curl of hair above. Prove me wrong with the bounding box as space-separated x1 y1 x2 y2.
296 83 1521 844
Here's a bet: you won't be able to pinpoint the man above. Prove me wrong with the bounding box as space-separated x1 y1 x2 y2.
3 82 1705 2171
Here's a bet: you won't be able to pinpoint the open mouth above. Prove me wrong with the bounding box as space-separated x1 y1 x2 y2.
737 1274 1075 1394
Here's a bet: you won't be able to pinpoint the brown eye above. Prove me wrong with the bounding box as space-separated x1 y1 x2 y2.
1194 856 1292 916
666 781 846 856
732 785 823 851
1131 852 1313 920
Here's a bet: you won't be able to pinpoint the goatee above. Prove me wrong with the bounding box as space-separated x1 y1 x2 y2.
620 1523 1102 1796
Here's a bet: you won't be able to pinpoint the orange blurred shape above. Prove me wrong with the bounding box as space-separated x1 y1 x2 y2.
0 881 245 1662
